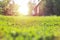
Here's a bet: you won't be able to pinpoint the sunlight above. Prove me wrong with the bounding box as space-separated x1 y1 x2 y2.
18 6 29 15
14 0 29 15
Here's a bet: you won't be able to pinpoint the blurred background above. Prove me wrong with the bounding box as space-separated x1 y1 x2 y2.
0 0 60 40
0 0 60 16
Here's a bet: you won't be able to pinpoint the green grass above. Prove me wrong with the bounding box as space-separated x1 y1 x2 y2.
0 15 60 40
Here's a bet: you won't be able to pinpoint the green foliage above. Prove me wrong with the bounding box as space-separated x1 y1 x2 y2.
0 0 19 16
0 0 10 15
0 7 3 14
0 16 60 40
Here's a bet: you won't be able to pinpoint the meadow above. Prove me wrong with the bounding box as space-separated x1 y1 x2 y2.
0 15 60 40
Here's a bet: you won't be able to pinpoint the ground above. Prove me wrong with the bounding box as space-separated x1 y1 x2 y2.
0 15 60 40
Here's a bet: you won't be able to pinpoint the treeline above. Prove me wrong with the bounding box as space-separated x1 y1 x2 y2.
0 0 19 16
0 0 10 15
0 0 60 16
39 0 60 16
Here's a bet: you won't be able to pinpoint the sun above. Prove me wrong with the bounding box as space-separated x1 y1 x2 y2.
18 5 29 15
14 0 29 15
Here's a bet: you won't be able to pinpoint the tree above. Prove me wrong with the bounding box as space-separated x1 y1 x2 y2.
0 1 3 14
38 0 60 16
39 0 46 16
43 0 60 16
0 0 10 15
54 0 60 15
44 0 54 15
2 0 19 16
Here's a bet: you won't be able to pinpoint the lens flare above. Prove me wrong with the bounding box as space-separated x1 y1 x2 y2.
14 0 29 15
18 6 29 15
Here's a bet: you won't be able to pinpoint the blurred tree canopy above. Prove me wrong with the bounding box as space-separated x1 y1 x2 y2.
35 0 60 16
0 0 10 14
42 0 60 16
0 0 19 16
0 0 60 16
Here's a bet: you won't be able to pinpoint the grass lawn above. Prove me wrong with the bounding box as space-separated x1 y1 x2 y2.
0 15 60 40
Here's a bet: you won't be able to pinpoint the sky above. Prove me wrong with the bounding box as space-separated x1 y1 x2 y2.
9 0 40 6
0 0 3 1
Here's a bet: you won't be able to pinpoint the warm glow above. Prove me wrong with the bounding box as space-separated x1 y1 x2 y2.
14 0 29 15
18 6 29 15
10 0 41 15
